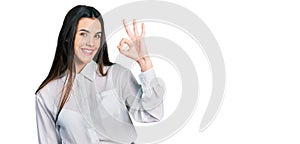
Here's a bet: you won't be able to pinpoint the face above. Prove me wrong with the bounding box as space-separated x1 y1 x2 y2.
74 17 102 69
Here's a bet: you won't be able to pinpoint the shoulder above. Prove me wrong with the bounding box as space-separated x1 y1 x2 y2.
110 63 129 72
106 63 132 77
36 78 64 103
103 64 134 84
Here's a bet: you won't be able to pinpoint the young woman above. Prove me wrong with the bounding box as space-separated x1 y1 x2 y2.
35 5 164 144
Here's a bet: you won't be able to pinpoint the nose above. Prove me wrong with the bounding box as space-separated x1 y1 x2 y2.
86 36 95 47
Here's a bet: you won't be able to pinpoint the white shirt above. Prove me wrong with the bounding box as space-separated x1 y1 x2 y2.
35 61 164 144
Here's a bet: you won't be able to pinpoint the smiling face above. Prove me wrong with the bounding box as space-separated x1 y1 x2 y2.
74 17 102 73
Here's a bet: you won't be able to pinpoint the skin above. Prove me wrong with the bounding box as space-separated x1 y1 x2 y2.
118 19 153 72
74 18 153 73
74 17 102 73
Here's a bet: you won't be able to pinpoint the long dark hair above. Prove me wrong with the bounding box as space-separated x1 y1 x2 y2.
35 5 113 122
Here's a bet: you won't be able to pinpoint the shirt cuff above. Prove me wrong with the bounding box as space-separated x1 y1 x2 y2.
138 68 156 86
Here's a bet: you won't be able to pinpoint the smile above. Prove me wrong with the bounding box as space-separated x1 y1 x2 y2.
81 48 94 56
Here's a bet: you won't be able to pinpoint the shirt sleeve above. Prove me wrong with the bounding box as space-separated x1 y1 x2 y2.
35 91 60 144
122 68 165 123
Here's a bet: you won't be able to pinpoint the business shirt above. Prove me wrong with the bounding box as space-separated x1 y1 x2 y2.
35 61 164 144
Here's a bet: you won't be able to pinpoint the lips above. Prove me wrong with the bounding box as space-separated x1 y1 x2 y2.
81 48 94 56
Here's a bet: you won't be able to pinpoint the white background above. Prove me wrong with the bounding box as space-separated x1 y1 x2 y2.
0 0 299 143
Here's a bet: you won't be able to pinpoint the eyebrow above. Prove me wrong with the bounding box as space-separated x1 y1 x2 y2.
79 29 102 34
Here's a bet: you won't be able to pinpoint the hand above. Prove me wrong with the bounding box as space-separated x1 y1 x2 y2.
117 19 148 61
117 19 153 71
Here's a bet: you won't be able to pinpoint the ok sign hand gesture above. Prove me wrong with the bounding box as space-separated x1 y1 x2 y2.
117 19 153 72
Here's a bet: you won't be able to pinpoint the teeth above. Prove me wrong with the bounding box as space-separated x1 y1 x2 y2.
82 48 93 55
84 49 92 53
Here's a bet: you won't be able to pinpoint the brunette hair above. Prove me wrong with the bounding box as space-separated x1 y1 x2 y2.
35 5 113 122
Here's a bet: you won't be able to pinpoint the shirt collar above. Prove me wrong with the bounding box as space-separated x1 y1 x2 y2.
78 61 98 82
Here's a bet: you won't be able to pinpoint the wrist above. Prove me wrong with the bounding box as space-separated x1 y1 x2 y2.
137 56 153 72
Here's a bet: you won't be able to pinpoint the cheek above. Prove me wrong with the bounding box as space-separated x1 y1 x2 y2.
95 39 101 48
74 36 81 49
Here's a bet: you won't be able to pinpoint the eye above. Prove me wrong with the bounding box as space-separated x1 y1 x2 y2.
95 34 101 39
80 32 87 37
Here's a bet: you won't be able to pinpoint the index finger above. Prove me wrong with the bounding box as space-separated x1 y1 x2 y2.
123 19 134 38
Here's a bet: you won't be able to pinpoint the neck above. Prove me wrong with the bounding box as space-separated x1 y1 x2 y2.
75 62 86 74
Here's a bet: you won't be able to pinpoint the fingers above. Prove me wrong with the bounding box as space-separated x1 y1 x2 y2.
123 19 134 38
141 23 145 37
123 19 145 38
133 19 139 36
117 38 130 55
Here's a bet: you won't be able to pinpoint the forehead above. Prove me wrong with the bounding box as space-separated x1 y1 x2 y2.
77 17 102 31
